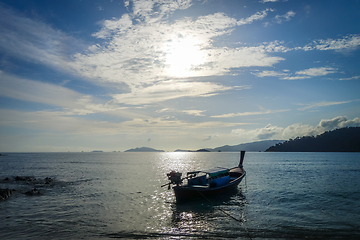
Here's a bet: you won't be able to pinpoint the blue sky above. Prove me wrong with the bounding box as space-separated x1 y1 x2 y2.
0 0 360 152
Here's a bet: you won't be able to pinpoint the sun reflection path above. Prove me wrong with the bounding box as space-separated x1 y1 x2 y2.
149 152 249 238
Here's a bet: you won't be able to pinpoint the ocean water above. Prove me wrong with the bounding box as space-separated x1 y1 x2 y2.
0 152 359 239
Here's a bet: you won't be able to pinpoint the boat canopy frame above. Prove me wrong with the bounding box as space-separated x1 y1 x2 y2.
187 167 229 178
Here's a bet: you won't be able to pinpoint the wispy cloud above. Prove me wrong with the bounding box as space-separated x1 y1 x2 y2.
156 108 206 116
273 10 295 23
203 135 212 141
259 0 278 3
339 75 360 80
297 99 358 111
183 110 206 116
251 70 289 77
237 8 274 25
302 34 360 52
0 6 83 73
111 81 233 105
0 72 132 117
0 109 247 136
282 67 337 80
0 72 85 109
295 67 337 76
253 67 337 80
211 109 290 118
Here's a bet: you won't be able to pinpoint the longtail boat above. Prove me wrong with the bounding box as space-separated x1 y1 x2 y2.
162 151 246 202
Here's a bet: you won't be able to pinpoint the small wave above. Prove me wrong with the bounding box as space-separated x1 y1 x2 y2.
102 230 249 239
104 227 360 239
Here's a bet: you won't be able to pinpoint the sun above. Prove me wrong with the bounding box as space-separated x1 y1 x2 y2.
163 37 206 78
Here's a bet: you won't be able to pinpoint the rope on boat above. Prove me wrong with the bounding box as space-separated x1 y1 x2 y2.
196 181 253 240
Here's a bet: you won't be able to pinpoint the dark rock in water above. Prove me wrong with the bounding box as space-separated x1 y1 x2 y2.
15 176 36 182
0 188 12 201
4 177 10 182
25 188 41 196
45 177 53 185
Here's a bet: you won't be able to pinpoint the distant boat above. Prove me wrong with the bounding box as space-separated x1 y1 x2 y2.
162 151 246 203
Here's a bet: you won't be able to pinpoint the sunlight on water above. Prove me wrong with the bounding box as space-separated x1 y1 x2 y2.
1 152 359 239
158 152 197 172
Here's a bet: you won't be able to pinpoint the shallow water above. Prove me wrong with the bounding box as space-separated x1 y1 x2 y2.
0 152 359 239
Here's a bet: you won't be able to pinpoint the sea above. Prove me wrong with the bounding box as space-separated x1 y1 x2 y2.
0 152 359 239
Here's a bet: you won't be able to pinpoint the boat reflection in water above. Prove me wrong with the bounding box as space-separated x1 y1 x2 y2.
163 151 246 203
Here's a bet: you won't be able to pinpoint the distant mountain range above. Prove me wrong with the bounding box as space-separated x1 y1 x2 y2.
116 127 360 152
123 140 283 152
210 140 283 152
266 127 360 152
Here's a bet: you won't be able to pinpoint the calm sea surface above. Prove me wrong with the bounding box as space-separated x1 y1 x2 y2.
0 152 359 239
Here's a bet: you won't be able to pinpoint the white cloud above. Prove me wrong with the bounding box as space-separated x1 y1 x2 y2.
73 8 284 88
318 116 360 129
283 116 360 138
232 116 360 140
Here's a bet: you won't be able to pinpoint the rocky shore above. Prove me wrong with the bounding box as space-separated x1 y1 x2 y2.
0 188 12 201
0 176 55 202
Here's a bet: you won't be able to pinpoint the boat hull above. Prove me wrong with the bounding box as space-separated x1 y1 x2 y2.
173 167 246 203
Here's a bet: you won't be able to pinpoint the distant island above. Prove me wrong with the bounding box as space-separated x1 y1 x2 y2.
174 149 211 152
266 127 360 152
124 147 165 152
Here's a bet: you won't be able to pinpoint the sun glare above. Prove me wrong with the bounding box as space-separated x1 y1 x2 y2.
163 37 206 78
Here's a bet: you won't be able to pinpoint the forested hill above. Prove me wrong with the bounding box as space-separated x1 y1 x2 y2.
266 127 360 152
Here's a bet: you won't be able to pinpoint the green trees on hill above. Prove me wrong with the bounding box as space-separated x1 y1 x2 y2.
266 127 360 152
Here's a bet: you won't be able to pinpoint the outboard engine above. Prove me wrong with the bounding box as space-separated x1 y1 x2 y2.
167 171 182 186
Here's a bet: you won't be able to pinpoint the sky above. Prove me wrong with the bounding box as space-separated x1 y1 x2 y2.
0 0 360 152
